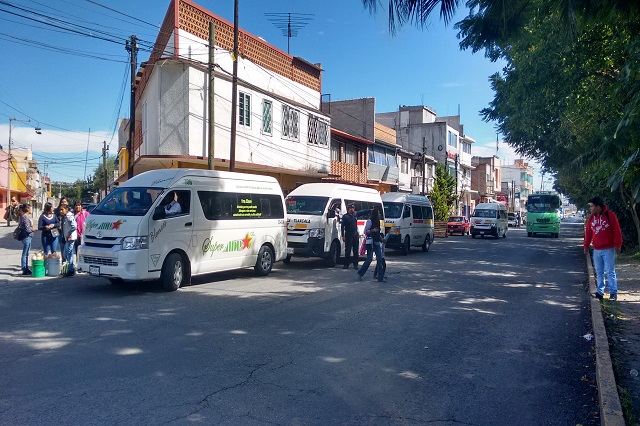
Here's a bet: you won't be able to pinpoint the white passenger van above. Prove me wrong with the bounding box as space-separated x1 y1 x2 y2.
470 202 508 239
78 169 287 291
284 183 383 266
381 193 434 255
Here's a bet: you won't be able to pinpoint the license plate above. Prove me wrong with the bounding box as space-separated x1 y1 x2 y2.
286 247 294 254
89 265 100 276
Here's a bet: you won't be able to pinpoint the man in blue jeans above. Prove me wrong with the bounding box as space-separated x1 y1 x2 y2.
584 197 623 301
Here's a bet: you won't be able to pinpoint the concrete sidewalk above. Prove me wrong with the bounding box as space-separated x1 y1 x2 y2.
0 224 64 281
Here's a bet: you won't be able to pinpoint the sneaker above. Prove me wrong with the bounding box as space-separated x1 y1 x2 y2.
22 269 32 276
593 293 604 300
357 274 363 281
609 294 617 301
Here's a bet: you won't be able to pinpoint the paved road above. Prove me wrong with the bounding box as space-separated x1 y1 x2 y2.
0 222 597 425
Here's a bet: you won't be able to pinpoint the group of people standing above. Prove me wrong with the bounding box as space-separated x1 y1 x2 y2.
340 203 388 283
12 197 89 276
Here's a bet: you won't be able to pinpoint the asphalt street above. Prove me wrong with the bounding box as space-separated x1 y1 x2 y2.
0 222 597 425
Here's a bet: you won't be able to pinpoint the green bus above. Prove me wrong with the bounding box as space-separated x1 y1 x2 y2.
526 192 561 238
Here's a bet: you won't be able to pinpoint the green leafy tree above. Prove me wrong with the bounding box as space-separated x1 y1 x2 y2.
430 164 457 221
91 157 117 195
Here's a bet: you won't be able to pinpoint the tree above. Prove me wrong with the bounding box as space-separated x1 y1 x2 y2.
430 164 457 221
91 157 117 195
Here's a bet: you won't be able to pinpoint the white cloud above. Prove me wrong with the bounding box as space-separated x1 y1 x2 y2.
0 125 114 154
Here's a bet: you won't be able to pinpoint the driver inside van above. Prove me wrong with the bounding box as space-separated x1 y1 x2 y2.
163 191 182 216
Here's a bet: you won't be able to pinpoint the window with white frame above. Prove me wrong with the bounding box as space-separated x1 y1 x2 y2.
239 92 251 127
141 101 148 145
448 131 458 148
330 140 341 161
344 144 357 164
308 115 329 145
282 104 299 141
463 142 471 154
401 157 408 174
262 100 272 135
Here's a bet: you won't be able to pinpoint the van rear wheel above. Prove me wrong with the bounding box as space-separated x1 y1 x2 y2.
161 253 184 292
255 245 274 276
421 235 431 252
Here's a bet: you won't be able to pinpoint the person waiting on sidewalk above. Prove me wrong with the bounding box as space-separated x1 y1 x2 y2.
584 196 623 301
4 197 20 227
73 200 89 263
55 197 69 261
18 204 36 275
59 203 77 277
38 202 60 256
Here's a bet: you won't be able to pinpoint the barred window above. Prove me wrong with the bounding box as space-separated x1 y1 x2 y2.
239 92 251 127
308 115 329 145
262 100 272 135
282 104 299 141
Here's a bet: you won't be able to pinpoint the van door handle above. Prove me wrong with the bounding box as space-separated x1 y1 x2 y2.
185 222 192 227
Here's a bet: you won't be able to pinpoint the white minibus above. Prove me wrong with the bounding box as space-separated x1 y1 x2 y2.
78 169 287 291
470 202 508 239
381 193 434 254
284 183 383 266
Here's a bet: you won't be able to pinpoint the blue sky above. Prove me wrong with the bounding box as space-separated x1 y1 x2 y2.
0 0 540 185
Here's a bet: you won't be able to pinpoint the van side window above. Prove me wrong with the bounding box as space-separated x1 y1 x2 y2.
412 205 423 220
422 206 433 220
161 190 190 216
403 205 411 219
198 191 284 220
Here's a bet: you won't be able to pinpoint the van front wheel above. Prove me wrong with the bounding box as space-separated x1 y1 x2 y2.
401 236 410 256
326 240 340 267
255 245 274 276
161 253 184 292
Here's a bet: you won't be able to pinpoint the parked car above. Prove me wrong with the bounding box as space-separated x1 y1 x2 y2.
447 216 470 236
508 213 517 227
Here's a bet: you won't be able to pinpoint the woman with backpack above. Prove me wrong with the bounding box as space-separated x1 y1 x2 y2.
18 204 36 275
38 202 60 256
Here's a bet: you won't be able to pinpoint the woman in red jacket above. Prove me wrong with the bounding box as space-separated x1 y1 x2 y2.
583 197 623 300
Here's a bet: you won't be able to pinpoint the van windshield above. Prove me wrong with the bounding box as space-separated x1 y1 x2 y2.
286 196 329 215
93 187 163 216
472 209 497 218
383 202 403 219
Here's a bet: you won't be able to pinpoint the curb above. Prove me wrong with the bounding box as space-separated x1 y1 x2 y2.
586 253 625 425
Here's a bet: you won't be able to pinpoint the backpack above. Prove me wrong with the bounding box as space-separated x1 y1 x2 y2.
13 225 25 241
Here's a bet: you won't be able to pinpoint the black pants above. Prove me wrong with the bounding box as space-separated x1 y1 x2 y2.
344 234 359 266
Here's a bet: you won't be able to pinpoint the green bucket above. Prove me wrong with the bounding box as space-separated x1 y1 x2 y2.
31 259 45 278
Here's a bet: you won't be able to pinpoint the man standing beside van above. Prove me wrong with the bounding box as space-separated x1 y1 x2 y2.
341 203 359 269
584 197 623 301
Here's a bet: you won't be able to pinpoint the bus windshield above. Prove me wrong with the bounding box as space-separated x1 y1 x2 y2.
285 196 329 215
527 194 561 213
93 187 163 216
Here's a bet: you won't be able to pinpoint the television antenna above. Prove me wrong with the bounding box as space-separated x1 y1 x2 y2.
265 12 314 54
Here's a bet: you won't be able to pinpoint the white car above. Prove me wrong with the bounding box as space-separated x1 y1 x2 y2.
508 213 517 227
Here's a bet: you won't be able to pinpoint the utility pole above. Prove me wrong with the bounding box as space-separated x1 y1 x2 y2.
6 118 30 211
125 35 138 180
229 0 239 172
208 21 215 170
102 141 108 199
421 137 426 195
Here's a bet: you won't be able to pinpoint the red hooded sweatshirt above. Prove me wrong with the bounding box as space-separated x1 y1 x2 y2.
584 205 622 251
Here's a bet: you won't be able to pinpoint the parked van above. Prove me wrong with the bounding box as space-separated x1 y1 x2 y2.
77 169 287 291
381 193 434 255
470 202 508 239
284 183 383 266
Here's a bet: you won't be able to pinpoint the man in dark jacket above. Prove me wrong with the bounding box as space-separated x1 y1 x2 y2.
341 203 359 269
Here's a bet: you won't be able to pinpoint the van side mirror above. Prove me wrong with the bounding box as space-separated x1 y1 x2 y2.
153 206 165 220
327 210 336 219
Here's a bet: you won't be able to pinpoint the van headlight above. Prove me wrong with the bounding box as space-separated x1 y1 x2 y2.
309 228 324 238
391 226 401 235
122 236 148 250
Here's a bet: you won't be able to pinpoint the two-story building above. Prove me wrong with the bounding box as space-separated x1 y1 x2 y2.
119 0 330 192
376 106 474 214
502 158 534 214
471 156 502 204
